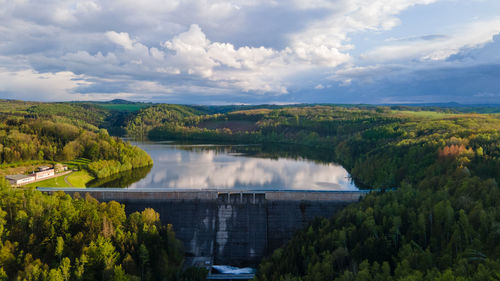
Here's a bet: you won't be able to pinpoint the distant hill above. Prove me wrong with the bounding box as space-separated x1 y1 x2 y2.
104 99 137 104
71 99 150 105
190 102 500 114
385 103 500 113
387 102 500 108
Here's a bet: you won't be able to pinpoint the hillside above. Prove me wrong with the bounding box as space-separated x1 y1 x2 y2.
125 104 202 139
0 100 212 281
122 104 500 280
0 100 153 184
0 178 187 280
1 100 500 280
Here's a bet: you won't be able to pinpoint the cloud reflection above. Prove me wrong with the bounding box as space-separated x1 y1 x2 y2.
129 143 358 190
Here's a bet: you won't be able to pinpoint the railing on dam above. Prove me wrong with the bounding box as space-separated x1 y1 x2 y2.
37 187 373 202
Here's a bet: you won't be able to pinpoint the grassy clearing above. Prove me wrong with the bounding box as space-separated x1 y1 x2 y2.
25 174 71 188
230 108 273 115
64 158 91 170
199 120 258 132
66 170 94 187
24 170 94 188
96 103 151 112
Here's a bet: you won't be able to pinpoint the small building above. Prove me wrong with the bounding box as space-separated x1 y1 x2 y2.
38 166 52 172
54 164 69 173
5 174 35 185
35 167 54 180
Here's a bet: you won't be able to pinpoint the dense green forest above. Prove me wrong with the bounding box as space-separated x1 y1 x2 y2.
127 106 499 188
0 102 208 280
0 177 186 281
0 101 152 179
124 104 500 280
1 99 500 280
125 104 201 139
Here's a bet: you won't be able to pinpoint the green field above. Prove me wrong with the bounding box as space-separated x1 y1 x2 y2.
66 170 94 187
25 173 71 188
95 103 151 112
64 158 91 170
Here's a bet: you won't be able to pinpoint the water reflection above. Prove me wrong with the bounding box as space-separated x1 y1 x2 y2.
87 165 152 187
123 141 358 190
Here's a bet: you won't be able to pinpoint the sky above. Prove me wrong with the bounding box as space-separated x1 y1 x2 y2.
0 0 500 104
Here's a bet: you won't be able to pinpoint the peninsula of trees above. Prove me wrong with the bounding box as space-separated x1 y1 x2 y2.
0 101 152 182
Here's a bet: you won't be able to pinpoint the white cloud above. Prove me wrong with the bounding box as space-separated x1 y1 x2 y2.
362 18 500 62
287 0 439 67
106 31 136 50
331 65 386 84
0 68 90 100
163 24 218 77
0 0 498 103
161 24 296 92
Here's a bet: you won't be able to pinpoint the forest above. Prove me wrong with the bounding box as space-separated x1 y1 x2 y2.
124 104 500 280
0 177 185 280
0 101 206 280
127 105 499 187
1 99 500 280
0 101 152 180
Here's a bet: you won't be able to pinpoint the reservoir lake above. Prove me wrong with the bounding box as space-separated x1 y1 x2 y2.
90 140 359 190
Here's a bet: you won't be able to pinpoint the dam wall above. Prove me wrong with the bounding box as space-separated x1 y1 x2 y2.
38 188 369 267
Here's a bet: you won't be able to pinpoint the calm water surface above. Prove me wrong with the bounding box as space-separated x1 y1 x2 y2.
106 141 359 190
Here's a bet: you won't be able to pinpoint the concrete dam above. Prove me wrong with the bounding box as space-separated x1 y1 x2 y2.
38 188 369 268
